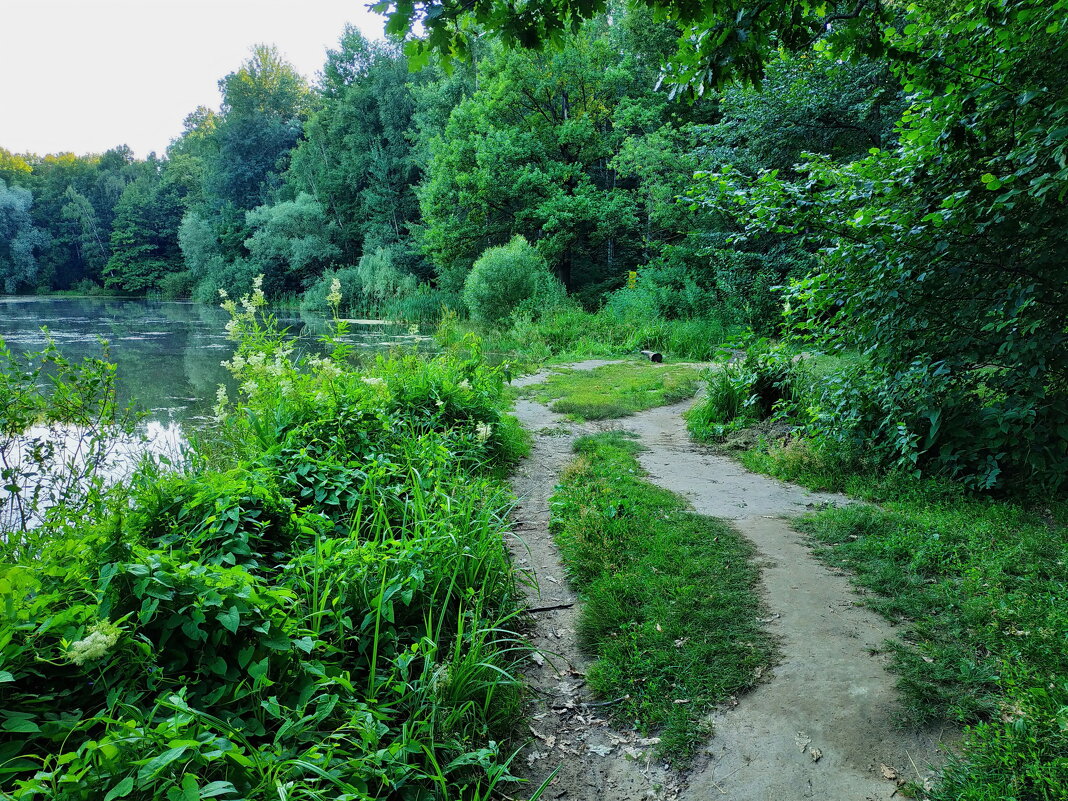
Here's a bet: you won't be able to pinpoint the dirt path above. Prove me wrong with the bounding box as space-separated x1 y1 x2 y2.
626 401 955 800
508 365 954 801
509 364 682 801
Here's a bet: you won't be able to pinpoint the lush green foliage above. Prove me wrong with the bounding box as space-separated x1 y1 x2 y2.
438 304 736 363
691 2 1068 489
462 237 563 326
685 342 794 441
0 180 49 293
548 433 774 761
0 286 541 800
376 0 888 96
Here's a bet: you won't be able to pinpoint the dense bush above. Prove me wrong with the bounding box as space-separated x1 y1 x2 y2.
462 236 565 325
686 340 796 440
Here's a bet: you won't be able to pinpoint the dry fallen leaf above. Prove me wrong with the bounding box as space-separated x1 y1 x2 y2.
531 652 546 667
809 748 822 762
795 732 811 753
587 744 614 757
881 764 898 781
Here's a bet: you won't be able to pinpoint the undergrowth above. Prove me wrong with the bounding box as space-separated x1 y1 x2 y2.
517 362 701 421
548 432 774 763
0 280 542 801
437 307 737 363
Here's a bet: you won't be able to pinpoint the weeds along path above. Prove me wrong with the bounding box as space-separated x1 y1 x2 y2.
623 399 956 801
509 362 683 801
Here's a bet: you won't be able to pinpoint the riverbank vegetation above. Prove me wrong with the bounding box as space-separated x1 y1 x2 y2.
548 433 773 762
0 287 544 800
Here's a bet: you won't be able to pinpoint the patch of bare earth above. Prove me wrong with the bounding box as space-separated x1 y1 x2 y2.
507 365 956 801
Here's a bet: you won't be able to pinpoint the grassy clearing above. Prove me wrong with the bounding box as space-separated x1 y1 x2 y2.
548 433 774 763
740 441 1068 800
518 361 702 421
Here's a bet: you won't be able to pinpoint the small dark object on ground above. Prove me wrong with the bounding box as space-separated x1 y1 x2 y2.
641 350 663 363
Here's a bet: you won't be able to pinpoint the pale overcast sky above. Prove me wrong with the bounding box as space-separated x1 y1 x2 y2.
1 1 385 158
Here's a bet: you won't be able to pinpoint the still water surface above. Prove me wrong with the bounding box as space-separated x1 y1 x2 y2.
0 296 429 432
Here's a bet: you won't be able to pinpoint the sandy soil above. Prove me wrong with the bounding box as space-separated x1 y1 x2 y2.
507 365 956 801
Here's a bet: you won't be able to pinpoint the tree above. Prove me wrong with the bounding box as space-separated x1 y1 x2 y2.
419 15 695 298
204 45 312 213
286 29 426 271
60 186 110 282
243 193 341 295
695 1 1068 488
105 163 185 293
0 149 32 186
0 180 50 293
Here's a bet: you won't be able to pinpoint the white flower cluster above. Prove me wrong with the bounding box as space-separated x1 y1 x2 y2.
66 619 122 666
309 356 343 381
361 376 385 387
326 277 342 308
476 422 493 443
213 386 229 422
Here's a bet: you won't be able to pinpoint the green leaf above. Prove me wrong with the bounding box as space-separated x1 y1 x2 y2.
181 774 199 801
1 715 39 733
200 782 237 799
0 671 14 683
103 777 135 801
136 746 187 783
217 606 240 634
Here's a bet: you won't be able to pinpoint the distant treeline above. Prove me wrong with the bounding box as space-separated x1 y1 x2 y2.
0 14 897 327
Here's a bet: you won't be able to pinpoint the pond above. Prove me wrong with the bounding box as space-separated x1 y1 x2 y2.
0 295 431 437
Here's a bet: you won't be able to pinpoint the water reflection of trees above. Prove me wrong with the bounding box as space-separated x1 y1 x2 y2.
1 298 435 430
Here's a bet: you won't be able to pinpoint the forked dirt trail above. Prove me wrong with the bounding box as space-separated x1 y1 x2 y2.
508 363 955 801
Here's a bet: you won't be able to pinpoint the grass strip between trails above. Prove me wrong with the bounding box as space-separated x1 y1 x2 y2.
517 362 702 421
548 432 774 763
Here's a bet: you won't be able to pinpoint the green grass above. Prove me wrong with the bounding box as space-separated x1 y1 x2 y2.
739 437 1068 800
548 432 775 763
518 361 702 420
